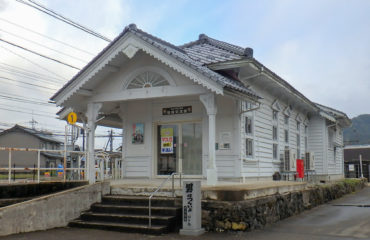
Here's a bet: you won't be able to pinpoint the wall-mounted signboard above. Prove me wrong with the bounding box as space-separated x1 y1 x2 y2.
162 106 192 115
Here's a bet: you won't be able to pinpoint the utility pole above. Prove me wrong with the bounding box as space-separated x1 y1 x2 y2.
110 129 113 152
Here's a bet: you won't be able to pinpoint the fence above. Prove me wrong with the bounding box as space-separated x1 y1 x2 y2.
0 147 123 184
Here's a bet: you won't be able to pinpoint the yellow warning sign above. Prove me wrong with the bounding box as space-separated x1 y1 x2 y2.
67 112 77 125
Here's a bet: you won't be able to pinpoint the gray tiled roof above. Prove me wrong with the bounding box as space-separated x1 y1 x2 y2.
129 25 259 98
182 43 242 65
0 125 63 144
179 34 254 65
51 24 260 101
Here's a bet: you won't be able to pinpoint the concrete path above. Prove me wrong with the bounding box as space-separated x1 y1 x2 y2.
2 187 370 240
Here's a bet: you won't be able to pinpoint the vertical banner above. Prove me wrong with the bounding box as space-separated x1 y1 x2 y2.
296 159 304 178
160 128 173 154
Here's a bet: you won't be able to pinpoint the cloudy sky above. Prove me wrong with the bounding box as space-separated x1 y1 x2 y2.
0 0 369 147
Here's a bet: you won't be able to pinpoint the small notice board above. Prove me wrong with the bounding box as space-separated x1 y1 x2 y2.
161 128 173 154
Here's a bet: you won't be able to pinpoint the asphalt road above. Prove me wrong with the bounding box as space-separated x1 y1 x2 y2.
2 186 370 240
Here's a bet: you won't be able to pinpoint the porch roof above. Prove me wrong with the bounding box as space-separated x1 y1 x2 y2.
51 24 260 105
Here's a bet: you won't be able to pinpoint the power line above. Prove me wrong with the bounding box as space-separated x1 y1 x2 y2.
0 29 89 64
0 62 65 83
0 103 56 115
0 17 95 56
0 76 58 91
0 90 52 102
16 0 112 42
0 92 52 106
0 67 62 87
0 106 56 118
0 38 81 70
0 45 68 81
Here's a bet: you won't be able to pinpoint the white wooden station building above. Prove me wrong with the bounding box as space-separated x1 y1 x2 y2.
51 24 351 185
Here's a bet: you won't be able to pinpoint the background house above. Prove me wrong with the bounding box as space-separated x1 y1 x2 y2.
0 125 63 169
344 145 370 181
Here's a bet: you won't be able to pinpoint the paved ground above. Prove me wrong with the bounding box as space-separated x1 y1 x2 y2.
2 187 370 240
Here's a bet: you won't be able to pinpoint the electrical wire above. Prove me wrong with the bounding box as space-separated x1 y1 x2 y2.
0 17 95 56
0 38 81 70
0 45 68 81
0 90 52 102
0 106 56 118
0 68 62 87
0 76 58 91
0 93 52 106
16 0 111 42
0 62 66 82
0 29 89 64
0 103 56 115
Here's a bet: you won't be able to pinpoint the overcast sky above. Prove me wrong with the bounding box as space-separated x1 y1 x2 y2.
0 0 369 147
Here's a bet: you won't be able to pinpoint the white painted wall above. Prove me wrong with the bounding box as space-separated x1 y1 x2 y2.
308 116 326 175
240 86 309 179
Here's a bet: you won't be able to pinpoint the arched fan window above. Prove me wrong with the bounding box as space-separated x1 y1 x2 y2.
127 71 169 89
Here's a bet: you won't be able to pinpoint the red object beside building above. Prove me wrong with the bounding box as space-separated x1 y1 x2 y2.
296 159 304 178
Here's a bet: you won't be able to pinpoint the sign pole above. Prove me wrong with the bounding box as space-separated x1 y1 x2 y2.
359 154 364 178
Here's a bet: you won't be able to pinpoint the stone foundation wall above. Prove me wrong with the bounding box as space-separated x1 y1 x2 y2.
202 179 366 232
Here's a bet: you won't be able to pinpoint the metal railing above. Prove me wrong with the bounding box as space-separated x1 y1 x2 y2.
0 147 123 183
0 147 87 183
148 172 182 228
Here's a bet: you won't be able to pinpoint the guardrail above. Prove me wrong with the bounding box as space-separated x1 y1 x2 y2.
148 172 182 228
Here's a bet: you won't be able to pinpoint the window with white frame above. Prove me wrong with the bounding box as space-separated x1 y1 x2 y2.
245 116 252 135
297 133 301 158
273 126 278 141
297 121 300 131
273 143 278 160
284 129 289 143
246 138 253 157
284 115 289 125
273 110 278 120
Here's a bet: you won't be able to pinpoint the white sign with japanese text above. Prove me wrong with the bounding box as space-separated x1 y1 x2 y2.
180 181 204 236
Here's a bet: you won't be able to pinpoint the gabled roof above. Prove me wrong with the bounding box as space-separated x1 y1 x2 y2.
0 125 63 144
315 103 351 127
51 24 260 104
179 34 253 65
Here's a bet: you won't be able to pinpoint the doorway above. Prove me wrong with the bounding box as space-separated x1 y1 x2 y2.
156 122 202 176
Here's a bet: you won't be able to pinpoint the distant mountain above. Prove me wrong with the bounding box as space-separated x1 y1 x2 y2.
343 114 370 145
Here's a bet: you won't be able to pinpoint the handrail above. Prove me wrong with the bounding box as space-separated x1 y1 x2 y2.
148 172 182 228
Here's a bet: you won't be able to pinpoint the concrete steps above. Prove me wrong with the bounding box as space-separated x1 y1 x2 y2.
69 195 182 234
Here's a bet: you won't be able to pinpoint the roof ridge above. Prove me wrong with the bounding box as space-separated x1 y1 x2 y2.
179 34 253 58
127 24 186 54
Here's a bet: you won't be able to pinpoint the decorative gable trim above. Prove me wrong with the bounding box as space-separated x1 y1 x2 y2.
296 113 304 122
303 116 309 126
54 33 223 106
122 44 139 59
283 106 291 116
271 99 282 111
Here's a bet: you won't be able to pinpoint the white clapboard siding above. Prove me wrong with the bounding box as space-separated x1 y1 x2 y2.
216 155 240 177
124 156 151 177
308 116 325 174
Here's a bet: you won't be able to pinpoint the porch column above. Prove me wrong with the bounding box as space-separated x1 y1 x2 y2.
119 103 127 179
86 102 102 184
200 93 218 185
